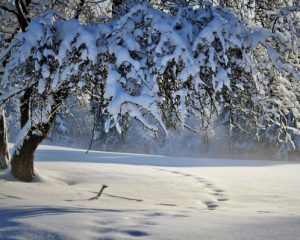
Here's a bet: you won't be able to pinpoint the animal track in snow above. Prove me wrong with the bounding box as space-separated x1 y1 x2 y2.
123 230 149 237
157 203 177 207
205 201 219 210
154 168 228 211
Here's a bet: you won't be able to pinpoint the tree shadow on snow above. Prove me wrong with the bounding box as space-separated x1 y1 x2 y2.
0 206 146 239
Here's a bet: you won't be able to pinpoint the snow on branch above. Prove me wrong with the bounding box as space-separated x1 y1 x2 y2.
1 1 300 148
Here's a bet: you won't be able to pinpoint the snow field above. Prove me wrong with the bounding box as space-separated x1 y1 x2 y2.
1 145 300 239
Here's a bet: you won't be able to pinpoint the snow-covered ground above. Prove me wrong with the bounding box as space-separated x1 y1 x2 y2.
1 145 300 240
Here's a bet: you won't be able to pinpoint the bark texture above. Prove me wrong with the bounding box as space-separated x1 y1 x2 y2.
11 111 57 181
0 110 10 170
20 88 31 129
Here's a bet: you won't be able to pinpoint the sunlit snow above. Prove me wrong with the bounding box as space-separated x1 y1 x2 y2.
1 144 300 239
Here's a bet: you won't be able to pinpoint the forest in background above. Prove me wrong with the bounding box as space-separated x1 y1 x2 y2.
5 94 300 161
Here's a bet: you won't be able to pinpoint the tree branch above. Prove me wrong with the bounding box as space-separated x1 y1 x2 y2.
15 0 28 32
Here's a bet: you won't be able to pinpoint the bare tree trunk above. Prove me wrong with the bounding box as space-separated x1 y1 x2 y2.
11 110 57 181
0 110 10 170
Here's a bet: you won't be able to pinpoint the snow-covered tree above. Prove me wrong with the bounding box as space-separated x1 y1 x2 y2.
1 0 300 181
0 0 69 169
254 3 300 158
215 2 300 158
0 0 111 170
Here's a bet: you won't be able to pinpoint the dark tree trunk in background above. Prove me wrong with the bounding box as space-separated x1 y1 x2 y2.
11 110 58 181
74 0 86 19
112 0 123 16
0 110 10 170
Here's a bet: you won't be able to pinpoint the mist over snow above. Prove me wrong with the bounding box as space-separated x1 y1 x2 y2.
8 112 299 161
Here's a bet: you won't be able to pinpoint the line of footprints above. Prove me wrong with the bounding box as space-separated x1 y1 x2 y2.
155 168 228 210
